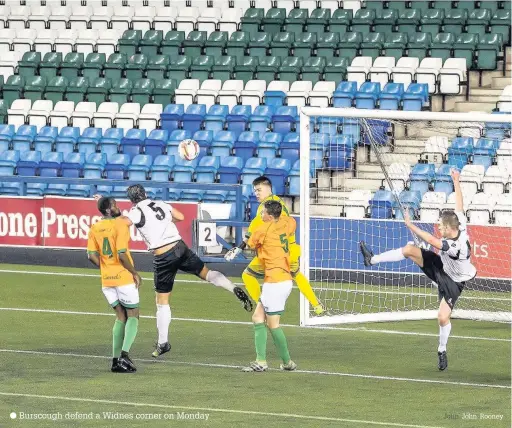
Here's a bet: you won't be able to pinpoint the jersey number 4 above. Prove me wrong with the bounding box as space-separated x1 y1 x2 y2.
279 233 289 254
102 237 113 258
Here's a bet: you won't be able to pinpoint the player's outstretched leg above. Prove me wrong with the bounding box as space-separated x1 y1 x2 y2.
119 307 139 372
242 303 268 372
360 242 424 267
437 298 452 371
201 267 254 312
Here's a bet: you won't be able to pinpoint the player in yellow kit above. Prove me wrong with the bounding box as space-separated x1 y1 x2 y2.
240 200 297 372
225 176 324 315
87 197 142 373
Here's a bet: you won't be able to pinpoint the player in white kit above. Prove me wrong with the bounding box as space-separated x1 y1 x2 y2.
118 185 253 358
359 169 476 371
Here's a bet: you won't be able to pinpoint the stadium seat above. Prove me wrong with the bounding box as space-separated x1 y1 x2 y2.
347 56 373 88
420 191 447 222
439 58 467 95
369 190 394 219
8 99 32 127
333 81 358 108
493 193 512 226
459 164 485 197
309 81 336 108
355 82 381 109
379 83 404 110
234 131 259 162
481 165 509 196
403 83 429 111
286 80 313 107
467 192 495 225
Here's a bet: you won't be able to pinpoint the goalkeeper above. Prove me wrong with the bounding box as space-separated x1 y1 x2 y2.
225 176 324 315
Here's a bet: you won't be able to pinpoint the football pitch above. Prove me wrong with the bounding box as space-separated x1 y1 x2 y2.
0 263 510 428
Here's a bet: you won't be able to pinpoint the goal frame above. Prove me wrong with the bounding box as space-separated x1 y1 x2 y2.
298 108 512 326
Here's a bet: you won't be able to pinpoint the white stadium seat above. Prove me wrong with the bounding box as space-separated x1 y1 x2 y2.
493 193 512 226
28 5 51 30
96 29 123 57
459 164 485 199
93 102 120 130
420 191 447 222
468 193 496 225
69 5 92 31
422 135 449 165
497 85 512 112
267 80 290 93
49 101 75 129
309 81 336 108
415 57 442 94
347 56 372 88
343 0 362 13
48 6 71 31
54 29 77 56
115 103 141 130
481 165 509 196
0 51 22 79
0 5 10 28
240 80 267 109
138 104 163 133
8 99 32 127
0 29 14 55
90 6 114 31
444 191 469 212
286 81 313 107
175 7 200 34
111 7 134 32
439 58 467 95
71 102 97 132
344 190 372 219
370 56 396 87
219 8 243 34
33 29 57 56
28 100 53 130
175 79 201 108
196 79 223 109
197 8 222 34
132 6 156 32
217 80 244 110
392 57 419 88
75 30 99 55
153 7 178 32
7 5 30 31
385 162 411 192
13 29 37 53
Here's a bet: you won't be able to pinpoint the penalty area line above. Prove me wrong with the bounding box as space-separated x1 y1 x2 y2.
0 307 509 343
0 349 509 391
0 392 444 428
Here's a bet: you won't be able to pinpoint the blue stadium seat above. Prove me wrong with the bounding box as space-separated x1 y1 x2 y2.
435 164 454 182
0 125 15 152
195 156 220 183
226 105 252 136
172 156 199 182
218 156 243 184
272 106 298 135
202 190 228 203
129 154 153 172
77 128 102 156
265 158 291 195
17 151 42 176
211 130 236 158
26 182 47 196
61 152 85 178
39 152 64 177
204 104 229 133
45 183 69 196
433 180 453 197
310 132 329 169
410 163 436 181
84 153 107 172
355 82 381 109
333 81 357 107
327 135 354 169
35 126 58 144
226 184 252 220
395 190 422 220
234 131 259 162
166 129 192 156
182 104 206 133
192 130 213 159
472 138 498 170
369 190 394 219
121 129 146 160
161 104 184 132
257 132 282 159
484 113 511 140
317 116 338 135
264 85 287 107
105 153 130 179
0 181 21 195
0 150 20 176
151 154 175 172
242 157 267 185
403 83 429 111
249 105 274 135
280 132 300 164
144 129 168 158
12 140 32 153
13 125 37 145
33 140 54 157
379 82 404 110
448 137 474 169
287 159 303 197
180 190 204 201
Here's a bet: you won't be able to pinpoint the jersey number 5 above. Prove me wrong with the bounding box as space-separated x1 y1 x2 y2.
102 237 113 258
279 233 289 254
148 202 166 220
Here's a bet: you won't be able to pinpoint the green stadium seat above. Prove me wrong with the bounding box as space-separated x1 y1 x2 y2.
306 8 331 34
503 0 511 10
411 1 433 12
60 52 84 80
161 31 185 57
284 8 308 35
183 31 207 57
168 56 192 82
278 56 303 82
352 9 375 35
125 54 148 80
365 0 385 11
292 32 316 58
205 31 228 57
491 10 510 44
0 99 6 123
118 30 142 56
430 33 455 63
361 32 385 60
240 8 264 37
65 77 89 104
3 76 24 107
103 53 127 80
152 79 176 105
338 32 362 59
248 32 271 58
388 1 410 13
87 78 112 104
453 33 478 69
24 76 47 103
384 33 408 61
457 1 477 12
234 56 258 84
271 32 294 58
420 9 444 35
329 9 352 34
131 78 155 105
189 55 214 82
408 32 431 61
256 56 281 84
226 31 250 59
374 9 398 34
467 9 492 38
212 56 236 81
476 33 502 70
109 78 133 104
82 53 106 81
317 32 339 60
444 9 468 35
432 1 453 10
324 57 349 82
301 57 326 85
146 55 171 80
44 76 68 104
139 30 163 57
397 9 420 36
18 52 41 77
262 8 286 36
38 52 62 79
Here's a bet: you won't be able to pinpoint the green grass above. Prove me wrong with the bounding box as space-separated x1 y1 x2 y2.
0 263 510 428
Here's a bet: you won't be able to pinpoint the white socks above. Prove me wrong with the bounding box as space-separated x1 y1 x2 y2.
156 304 171 345
371 248 406 265
206 270 235 293
438 323 452 353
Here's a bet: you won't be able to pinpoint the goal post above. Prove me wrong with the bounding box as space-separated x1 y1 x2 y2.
299 108 512 326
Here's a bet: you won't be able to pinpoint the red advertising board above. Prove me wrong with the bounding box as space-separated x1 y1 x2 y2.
0 196 198 251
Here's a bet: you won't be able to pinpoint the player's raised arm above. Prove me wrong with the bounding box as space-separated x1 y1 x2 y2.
170 205 184 222
451 169 463 212
404 211 443 250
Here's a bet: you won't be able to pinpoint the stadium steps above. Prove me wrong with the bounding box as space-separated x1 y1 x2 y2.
491 76 511 90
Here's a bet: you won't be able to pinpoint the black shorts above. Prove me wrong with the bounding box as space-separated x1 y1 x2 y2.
420 249 465 309
153 240 205 294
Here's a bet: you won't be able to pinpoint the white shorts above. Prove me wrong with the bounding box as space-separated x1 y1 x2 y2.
260 280 293 315
102 284 139 309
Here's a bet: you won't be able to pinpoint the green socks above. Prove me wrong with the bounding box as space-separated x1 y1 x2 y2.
112 319 125 358
122 317 139 353
254 323 267 362
270 327 291 364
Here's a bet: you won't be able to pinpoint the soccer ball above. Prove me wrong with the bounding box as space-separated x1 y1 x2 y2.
178 139 200 161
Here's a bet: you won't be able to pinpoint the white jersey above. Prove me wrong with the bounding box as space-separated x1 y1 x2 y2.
440 211 477 283
127 199 181 251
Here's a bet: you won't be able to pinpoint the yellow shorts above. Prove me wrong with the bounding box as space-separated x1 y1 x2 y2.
245 243 300 278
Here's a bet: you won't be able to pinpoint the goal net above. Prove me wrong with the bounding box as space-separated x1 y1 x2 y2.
298 108 512 325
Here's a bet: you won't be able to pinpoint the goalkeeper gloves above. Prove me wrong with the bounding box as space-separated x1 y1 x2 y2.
224 247 242 262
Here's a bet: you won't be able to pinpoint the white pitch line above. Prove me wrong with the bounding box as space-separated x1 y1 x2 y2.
0 392 445 428
0 268 509 301
0 307 510 342
0 348 509 390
